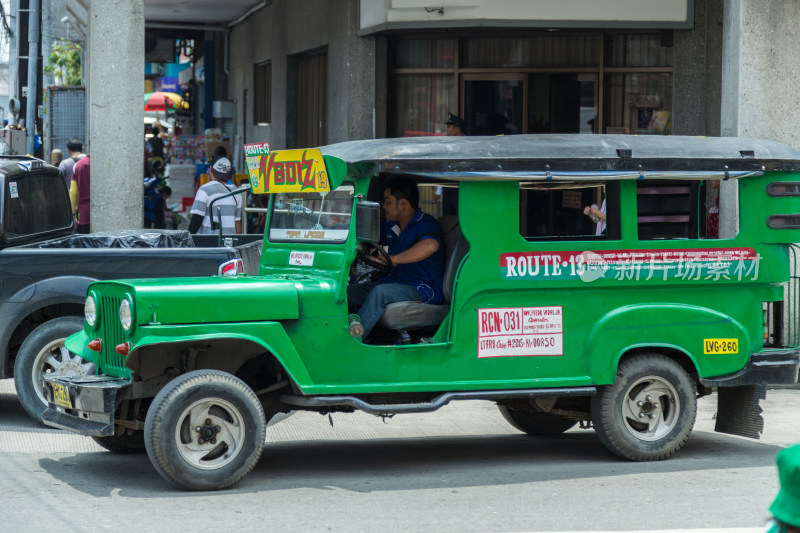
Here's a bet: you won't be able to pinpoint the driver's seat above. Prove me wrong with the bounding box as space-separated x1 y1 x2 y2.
379 215 468 331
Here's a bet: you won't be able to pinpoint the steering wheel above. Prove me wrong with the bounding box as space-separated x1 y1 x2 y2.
356 243 393 272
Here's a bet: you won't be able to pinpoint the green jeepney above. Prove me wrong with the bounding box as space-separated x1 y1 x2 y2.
42 135 800 490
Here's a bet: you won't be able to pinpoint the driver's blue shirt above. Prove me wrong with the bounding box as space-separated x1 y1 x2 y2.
379 209 445 304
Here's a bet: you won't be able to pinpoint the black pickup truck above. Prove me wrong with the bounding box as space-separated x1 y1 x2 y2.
0 156 261 422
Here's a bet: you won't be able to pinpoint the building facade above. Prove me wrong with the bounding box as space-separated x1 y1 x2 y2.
220 0 745 153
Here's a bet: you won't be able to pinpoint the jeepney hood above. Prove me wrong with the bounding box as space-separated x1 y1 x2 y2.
90 276 301 326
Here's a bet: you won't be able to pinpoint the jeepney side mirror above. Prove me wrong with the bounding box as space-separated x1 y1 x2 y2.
355 200 381 243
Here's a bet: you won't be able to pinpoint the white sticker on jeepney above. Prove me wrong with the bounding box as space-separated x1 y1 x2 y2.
478 306 563 358
9 181 18 198
289 251 314 266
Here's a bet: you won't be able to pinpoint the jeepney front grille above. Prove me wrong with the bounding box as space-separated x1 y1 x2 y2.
100 296 127 372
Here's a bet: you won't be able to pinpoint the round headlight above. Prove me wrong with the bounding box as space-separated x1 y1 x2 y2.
119 298 133 333
84 294 97 328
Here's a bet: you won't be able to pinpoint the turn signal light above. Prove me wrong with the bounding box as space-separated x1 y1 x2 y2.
88 338 102 352
115 342 130 356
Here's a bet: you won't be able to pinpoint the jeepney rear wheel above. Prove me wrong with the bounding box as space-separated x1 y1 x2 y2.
590 353 697 461
497 405 578 436
144 370 266 491
14 316 93 424
92 431 146 454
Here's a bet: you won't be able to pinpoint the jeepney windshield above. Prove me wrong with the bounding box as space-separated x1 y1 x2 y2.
268 185 354 243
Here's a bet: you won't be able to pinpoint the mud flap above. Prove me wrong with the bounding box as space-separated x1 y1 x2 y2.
714 385 766 439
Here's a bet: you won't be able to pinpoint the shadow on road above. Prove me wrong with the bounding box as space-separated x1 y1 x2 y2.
37 427 784 497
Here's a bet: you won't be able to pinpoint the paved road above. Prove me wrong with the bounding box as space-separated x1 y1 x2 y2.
0 378 797 533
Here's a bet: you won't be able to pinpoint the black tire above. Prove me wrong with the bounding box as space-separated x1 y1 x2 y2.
13 316 91 424
144 370 266 491
591 353 697 461
498 405 578 436
92 432 146 454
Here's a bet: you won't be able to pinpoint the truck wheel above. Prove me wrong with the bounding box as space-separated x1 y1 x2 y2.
144 370 266 491
14 316 92 424
591 353 697 461
497 405 577 436
92 432 146 454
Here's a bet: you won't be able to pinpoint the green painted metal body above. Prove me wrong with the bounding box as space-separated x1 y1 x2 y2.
66 136 800 397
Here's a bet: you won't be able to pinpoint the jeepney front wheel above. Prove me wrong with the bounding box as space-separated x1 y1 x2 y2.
591 353 697 461
144 370 266 491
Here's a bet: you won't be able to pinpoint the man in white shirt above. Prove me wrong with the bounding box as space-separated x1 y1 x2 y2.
188 156 242 235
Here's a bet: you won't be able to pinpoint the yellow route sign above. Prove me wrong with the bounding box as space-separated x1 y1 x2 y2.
244 144 330 194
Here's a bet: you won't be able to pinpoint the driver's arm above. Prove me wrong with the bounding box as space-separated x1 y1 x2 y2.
389 237 439 266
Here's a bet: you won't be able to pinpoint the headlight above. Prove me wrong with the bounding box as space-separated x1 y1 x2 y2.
84 294 97 328
119 298 133 333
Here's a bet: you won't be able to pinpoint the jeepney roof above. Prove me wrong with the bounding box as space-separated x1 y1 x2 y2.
319 134 800 181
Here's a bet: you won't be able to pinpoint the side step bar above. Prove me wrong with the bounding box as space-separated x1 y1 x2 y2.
280 387 596 416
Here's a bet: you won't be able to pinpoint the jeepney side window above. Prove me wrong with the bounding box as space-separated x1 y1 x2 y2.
519 181 618 240
268 184 354 243
636 180 729 240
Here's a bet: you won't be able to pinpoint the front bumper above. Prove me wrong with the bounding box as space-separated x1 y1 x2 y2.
700 348 800 387
41 374 131 436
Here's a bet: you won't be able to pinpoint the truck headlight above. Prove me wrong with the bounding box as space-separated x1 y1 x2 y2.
119 298 134 333
84 294 97 328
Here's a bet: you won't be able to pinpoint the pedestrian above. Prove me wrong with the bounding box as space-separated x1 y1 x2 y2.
70 155 91 234
147 126 166 177
766 444 800 533
58 138 86 188
188 155 242 235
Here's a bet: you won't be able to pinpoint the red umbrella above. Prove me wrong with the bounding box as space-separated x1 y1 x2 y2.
144 91 188 111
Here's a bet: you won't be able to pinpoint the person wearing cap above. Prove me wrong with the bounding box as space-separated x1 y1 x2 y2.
433 112 465 215
445 112 466 136
767 444 800 533
188 155 242 235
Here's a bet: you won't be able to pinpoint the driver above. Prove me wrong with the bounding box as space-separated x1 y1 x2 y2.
348 176 445 340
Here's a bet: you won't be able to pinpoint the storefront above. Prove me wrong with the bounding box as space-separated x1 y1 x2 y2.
389 31 674 137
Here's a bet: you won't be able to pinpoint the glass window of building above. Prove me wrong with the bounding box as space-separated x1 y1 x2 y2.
389 32 673 137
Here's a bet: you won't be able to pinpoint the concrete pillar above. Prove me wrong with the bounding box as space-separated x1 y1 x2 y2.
719 0 800 238
87 0 143 231
328 0 376 142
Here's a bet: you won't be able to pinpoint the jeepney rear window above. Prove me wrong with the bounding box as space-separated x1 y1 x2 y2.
519 182 618 240
268 185 354 243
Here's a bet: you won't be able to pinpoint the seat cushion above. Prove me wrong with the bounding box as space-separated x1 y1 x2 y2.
380 301 450 330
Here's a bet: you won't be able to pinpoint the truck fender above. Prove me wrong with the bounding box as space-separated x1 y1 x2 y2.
0 275 96 377
585 303 751 384
129 321 313 388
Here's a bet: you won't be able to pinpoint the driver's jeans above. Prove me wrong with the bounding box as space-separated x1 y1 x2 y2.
347 281 423 339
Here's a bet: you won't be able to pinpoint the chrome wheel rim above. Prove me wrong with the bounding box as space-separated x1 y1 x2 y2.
621 375 680 442
34 338 93 404
175 397 246 470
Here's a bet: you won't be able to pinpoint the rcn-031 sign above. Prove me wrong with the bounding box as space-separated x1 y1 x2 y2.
477 306 563 358
244 143 330 194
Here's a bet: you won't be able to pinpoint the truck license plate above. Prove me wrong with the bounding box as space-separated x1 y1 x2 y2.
51 383 73 409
